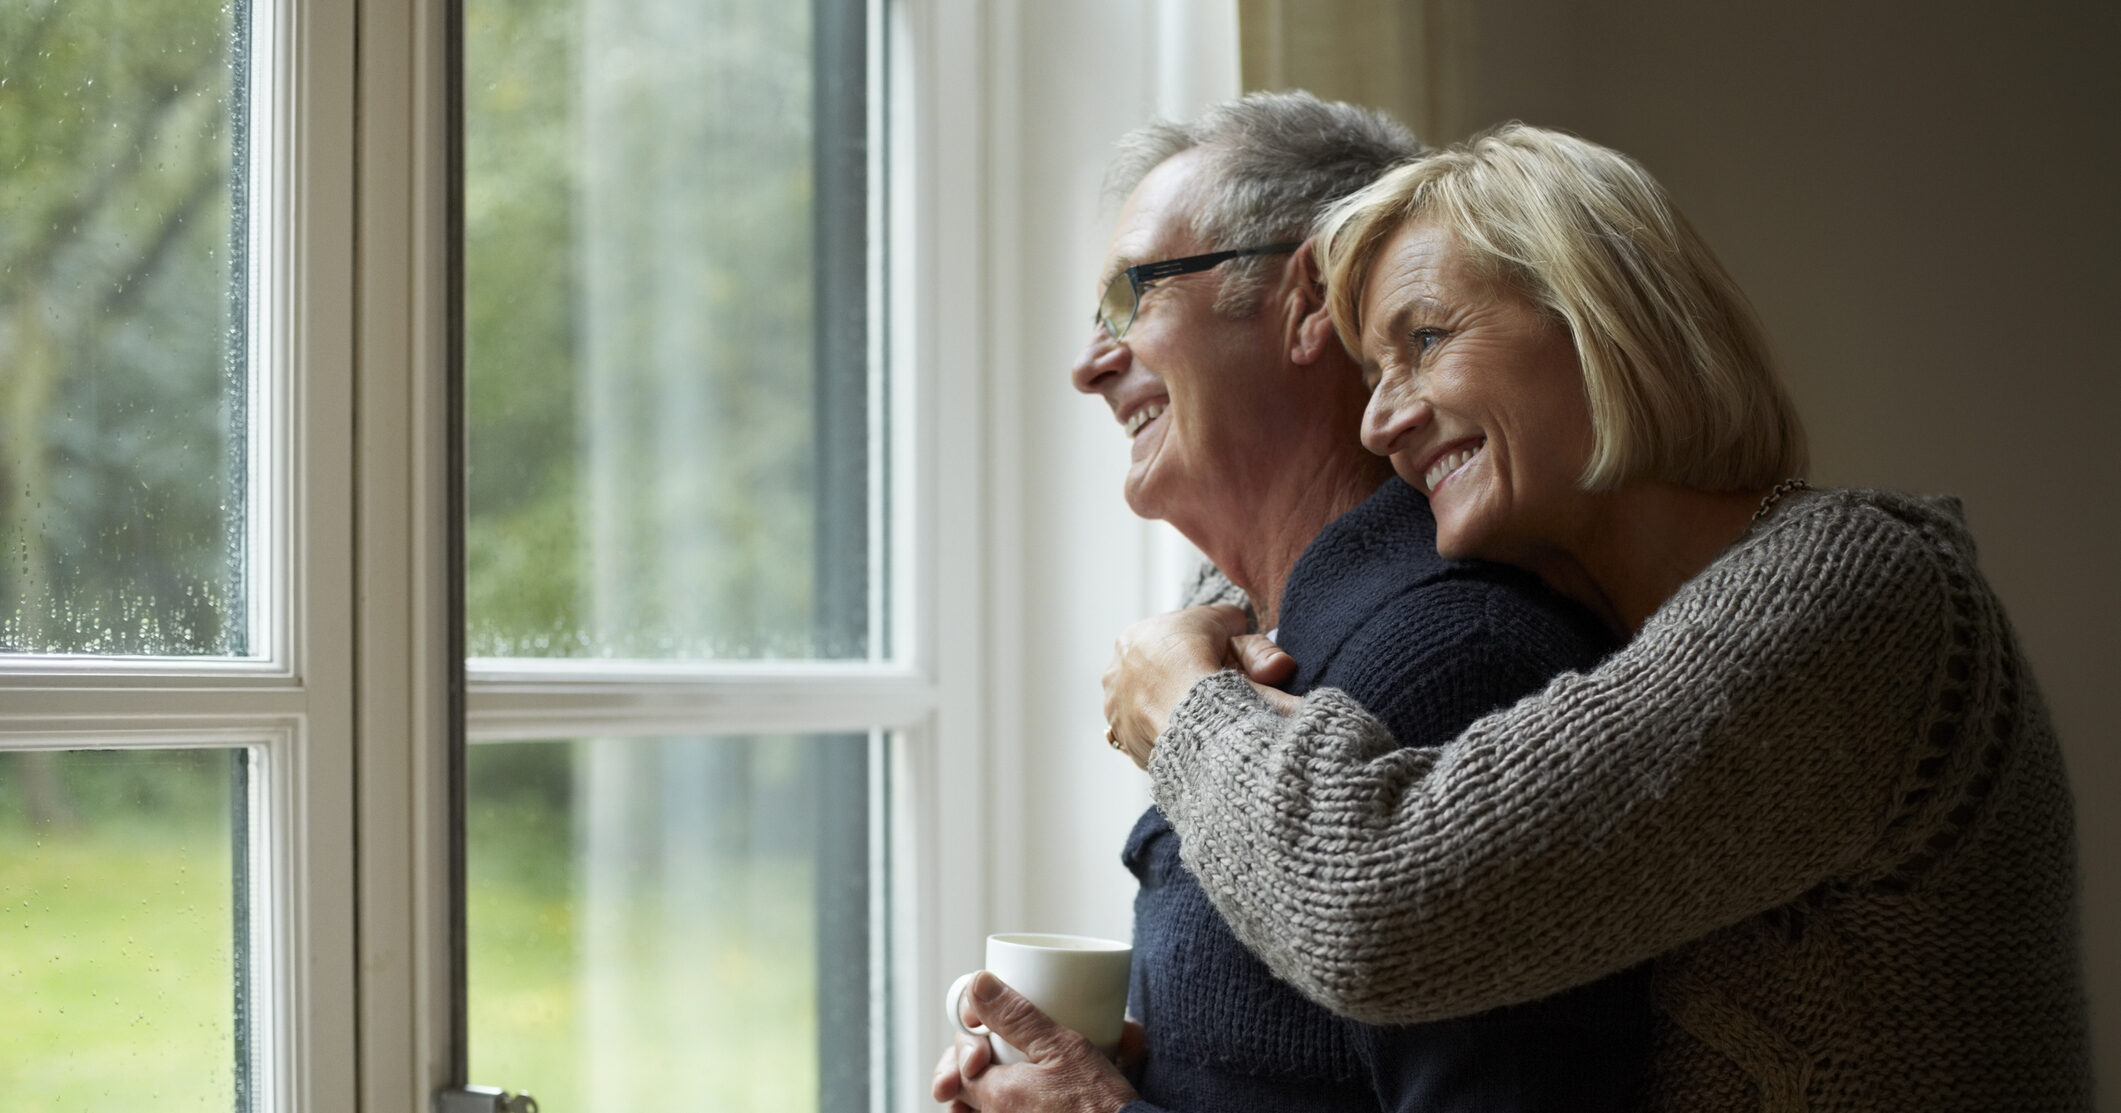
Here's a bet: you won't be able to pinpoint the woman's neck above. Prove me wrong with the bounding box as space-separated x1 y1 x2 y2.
1521 483 1772 637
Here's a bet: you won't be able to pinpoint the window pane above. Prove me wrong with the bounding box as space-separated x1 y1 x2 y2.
0 747 248 1107
463 0 876 661
0 1 253 657
466 733 879 1112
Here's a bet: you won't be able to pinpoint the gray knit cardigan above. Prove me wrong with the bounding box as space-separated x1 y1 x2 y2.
1149 488 2091 1111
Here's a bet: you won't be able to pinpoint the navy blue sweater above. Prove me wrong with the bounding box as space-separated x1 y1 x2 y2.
1122 478 1650 1113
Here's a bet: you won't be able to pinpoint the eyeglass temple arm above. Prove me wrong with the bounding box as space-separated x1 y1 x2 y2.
1130 242 1304 282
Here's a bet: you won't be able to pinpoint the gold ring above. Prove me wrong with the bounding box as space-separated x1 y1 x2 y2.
1106 725 1123 750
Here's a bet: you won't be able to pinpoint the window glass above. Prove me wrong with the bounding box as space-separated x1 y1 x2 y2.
0 0 252 657
466 734 877 1112
463 0 875 661
0 747 247 1107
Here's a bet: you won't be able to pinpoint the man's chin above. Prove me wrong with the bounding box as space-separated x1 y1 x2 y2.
1120 476 1163 524
1121 491 1156 522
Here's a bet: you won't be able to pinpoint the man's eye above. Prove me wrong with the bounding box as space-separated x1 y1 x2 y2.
1412 327 1443 353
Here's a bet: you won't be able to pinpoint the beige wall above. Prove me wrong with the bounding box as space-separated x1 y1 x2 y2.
1247 0 2120 1100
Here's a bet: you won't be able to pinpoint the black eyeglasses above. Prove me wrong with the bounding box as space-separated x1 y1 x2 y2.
1095 242 1302 341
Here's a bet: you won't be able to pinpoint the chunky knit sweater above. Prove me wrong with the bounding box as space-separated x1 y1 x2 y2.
1149 487 2092 1112
1123 479 1648 1113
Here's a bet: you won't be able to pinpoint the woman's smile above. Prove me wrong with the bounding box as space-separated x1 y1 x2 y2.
1421 439 1487 495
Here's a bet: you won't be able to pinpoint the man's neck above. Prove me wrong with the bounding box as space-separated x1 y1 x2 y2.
1199 453 1392 630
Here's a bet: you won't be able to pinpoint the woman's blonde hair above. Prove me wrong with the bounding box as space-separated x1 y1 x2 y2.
1315 123 1806 491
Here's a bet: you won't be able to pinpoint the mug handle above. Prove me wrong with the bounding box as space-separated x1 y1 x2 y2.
946 971 993 1041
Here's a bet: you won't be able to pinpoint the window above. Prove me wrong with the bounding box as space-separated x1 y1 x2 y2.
457 0 917 1108
0 745 250 1106
1 0 358 1108
1 0 1162 1107
1 0 259 661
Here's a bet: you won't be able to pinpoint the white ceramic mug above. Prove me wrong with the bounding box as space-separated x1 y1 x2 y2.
946 932 1132 1065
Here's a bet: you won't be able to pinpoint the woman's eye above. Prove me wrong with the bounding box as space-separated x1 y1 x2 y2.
1412 327 1443 353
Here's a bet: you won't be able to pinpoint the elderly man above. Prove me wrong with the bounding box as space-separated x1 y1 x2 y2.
935 93 1649 1113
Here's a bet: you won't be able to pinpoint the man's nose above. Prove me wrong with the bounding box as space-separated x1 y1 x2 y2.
1070 327 1130 394
1361 373 1430 458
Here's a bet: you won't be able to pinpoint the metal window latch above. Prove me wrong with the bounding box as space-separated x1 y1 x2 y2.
436 1085 539 1113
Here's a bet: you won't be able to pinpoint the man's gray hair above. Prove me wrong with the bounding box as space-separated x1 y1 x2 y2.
1106 91 1422 315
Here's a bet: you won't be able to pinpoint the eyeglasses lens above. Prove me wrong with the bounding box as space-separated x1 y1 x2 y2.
1098 272 1136 340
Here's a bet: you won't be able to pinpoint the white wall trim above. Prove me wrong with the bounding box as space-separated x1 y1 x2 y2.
974 0 1238 956
892 0 994 1107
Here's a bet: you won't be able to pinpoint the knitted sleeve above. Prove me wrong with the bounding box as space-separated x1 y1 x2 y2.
1148 497 1954 1025
1178 559 1254 618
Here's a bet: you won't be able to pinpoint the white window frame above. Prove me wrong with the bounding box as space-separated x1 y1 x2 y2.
0 0 362 1109
348 0 999 1109
2 0 1233 1109
349 0 1233 1107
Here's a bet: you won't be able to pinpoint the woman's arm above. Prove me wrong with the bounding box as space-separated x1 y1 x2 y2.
1148 499 1956 1025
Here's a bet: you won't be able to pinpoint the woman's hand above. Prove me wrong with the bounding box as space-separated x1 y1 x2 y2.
1101 606 1299 767
929 972 1140 1112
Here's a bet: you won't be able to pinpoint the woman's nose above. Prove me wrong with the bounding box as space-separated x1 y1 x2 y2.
1070 327 1130 394
1361 374 1430 458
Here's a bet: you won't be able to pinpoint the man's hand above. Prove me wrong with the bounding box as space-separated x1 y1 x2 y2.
929 972 1139 1112
1229 632 1296 688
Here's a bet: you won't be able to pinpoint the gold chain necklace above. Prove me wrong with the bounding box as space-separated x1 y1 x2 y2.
1752 477 1810 523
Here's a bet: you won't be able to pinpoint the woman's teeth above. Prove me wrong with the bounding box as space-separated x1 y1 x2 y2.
1425 444 1483 492
1125 402 1166 438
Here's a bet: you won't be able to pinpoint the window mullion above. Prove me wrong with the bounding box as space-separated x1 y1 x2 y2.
285 0 362 1099
349 0 458 1109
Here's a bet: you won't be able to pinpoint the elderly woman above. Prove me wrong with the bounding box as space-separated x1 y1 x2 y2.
1102 124 2092 1112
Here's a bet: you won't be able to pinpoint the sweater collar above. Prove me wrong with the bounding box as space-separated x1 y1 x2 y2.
1274 478 1452 693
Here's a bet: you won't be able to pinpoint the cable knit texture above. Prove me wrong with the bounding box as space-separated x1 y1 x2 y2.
1122 479 1647 1113
1148 487 2092 1112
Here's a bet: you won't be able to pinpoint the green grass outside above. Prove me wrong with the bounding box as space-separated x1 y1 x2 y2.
465 798 822 1112
0 816 236 1112
0 805 822 1110
2 751 827 1113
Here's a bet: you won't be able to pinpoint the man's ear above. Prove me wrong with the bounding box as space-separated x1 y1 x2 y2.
1284 239 1339 366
